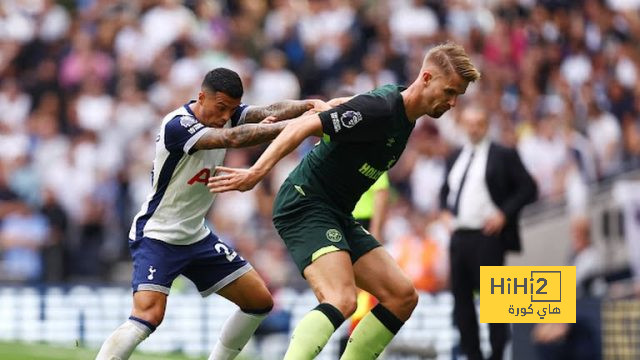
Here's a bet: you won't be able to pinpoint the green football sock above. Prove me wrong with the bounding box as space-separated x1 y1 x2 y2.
284 303 345 360
341 304 404 360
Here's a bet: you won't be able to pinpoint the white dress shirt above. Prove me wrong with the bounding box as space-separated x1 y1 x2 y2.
447 139 499 230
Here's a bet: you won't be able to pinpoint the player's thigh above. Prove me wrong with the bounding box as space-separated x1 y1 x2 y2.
303 249 358 317
345 220 382 264
353 247 417 320
216 268 273 312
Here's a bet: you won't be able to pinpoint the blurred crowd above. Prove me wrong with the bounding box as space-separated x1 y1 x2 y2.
1 0 640 292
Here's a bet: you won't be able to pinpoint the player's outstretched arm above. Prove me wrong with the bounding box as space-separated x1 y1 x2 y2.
208 114 323 193
194 121 292 150
243 99 329 123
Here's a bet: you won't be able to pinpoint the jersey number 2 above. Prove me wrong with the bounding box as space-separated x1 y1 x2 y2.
214 243 238 262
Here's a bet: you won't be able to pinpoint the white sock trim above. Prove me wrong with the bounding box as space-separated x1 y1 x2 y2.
127 319 153 332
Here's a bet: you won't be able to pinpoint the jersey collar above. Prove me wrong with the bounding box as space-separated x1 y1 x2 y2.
183 100 198 119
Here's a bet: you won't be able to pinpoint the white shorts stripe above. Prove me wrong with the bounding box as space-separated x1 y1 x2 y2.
200 263 253 297
137 283 171 295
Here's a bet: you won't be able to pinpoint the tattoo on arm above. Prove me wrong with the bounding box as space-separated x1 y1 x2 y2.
195 122 290 150
243 100 311 123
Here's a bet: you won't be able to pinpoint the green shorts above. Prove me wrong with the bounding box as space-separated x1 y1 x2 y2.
273 181 381 275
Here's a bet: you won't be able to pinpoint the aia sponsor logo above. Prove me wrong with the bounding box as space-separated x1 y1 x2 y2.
188 168 210 185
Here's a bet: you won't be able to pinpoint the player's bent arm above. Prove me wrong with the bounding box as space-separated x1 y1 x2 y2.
243 100 320 123
250 114 323 176
207 114 322 193
194 121 290 150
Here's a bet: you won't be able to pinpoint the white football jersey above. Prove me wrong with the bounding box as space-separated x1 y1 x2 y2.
129 101 249 245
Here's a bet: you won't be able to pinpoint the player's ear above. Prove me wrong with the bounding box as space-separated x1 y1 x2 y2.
422 70 432 85
197 90 206 104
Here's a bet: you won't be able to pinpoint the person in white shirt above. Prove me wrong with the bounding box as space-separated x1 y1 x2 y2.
96 68 327 360
586 100 622 178
439 105 537 360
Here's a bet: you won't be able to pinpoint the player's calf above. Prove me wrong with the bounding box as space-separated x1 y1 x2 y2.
282 251 357 359
209 269 274 360
208 306 272 360
95 291 167 360
95 317 156 360
344 248 420 358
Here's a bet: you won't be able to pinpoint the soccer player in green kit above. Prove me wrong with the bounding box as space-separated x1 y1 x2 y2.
208 42 480 359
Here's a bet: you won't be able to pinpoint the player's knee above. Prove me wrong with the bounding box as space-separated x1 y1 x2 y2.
394 282 419 316
133 298 166 326
250 291 274 314
133 306 165 327
329 293 358 318
402 286 419 313
382 282 418 320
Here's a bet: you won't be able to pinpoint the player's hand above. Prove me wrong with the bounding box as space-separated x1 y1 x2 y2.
307 99 331 113
483 210 506 236
259 115 278 124
208 166 261 193
327 96 352 107
439 210 454 233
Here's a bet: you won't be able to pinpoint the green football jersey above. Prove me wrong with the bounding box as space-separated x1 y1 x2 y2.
282 84 414 215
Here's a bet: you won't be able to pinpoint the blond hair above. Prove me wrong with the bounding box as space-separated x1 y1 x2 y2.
423 42 481 83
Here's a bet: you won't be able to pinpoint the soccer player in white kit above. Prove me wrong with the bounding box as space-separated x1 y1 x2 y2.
96 68 327 360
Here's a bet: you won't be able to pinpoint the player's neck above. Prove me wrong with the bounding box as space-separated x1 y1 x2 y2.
189 102 203 121
400 85 422 123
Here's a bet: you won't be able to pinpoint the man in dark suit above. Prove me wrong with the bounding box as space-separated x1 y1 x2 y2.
440 105 537 360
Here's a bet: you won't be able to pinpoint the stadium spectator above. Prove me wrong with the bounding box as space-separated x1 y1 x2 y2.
249 49 300 105
518 113 567 199
440 105 537 360
0 78 31 132
40 187 68 282
531 215 603 360
389 212 448 293
586 99 623 178
0 202 50 282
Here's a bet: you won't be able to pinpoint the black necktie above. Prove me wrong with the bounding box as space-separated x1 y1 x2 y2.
452 150 475 215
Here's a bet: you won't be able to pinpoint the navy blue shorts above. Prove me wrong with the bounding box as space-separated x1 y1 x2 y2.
128 232 252 297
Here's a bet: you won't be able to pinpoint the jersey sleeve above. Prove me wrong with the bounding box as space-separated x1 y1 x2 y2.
318 93 391 142
231 103 250 127
164 115 207 154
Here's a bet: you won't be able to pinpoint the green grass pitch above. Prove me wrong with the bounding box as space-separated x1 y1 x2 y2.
0 341 208 360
